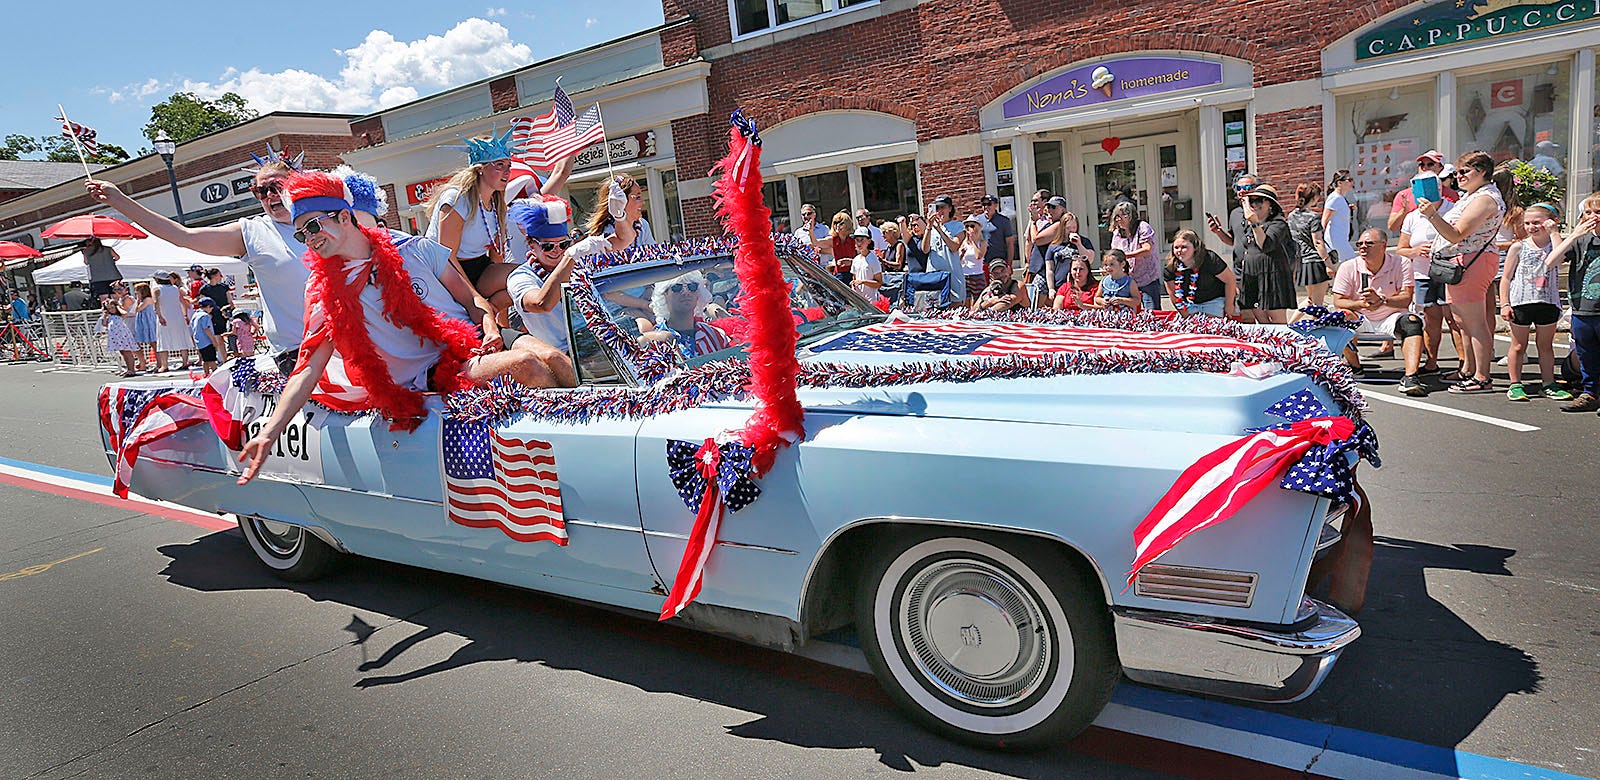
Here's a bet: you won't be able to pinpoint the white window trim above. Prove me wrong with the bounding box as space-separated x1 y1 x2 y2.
727 0 880 42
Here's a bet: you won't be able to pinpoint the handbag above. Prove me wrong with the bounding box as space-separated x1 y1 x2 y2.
1428 243 1489 286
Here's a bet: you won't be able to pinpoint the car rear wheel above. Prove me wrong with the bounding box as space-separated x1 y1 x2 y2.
238 514 343 581
855 531 1117 750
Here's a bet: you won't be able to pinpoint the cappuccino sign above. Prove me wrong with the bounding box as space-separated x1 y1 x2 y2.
1356 0 1599 60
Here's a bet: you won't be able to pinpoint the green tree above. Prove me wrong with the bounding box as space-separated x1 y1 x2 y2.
142 91 258 143
0 134 42 160
0 133 127 165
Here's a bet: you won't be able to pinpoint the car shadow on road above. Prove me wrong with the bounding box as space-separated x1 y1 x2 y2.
1278 535 1541 755
155 532 1166 779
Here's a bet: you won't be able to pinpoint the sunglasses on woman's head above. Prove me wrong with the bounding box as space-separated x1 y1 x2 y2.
292 212 340 244
667 282 700 293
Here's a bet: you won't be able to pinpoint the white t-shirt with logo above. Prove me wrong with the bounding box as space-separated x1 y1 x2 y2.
238 215 311 352
424 186 498 258
505 236 610 353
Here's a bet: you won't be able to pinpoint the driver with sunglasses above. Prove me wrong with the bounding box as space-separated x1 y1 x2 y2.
85 146 311 369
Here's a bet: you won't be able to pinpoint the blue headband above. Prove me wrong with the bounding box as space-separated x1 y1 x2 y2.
290 196 351 221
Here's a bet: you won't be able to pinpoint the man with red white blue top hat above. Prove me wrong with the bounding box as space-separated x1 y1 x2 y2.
236 168 565 484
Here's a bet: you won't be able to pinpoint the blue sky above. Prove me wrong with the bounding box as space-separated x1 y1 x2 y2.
0 1 667 155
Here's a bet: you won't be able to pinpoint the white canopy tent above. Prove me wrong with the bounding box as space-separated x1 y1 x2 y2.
30 236 248 285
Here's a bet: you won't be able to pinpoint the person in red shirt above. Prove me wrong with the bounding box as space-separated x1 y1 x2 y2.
184 264 205 302
1052 255 1100 311
1388 150 1460 234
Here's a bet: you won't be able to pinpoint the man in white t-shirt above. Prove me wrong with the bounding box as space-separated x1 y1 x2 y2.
86 146 311 360
1332 228 1427 396
792 203 833 267
505 197 606 386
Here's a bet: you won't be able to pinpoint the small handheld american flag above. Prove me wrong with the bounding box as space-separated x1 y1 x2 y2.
512 80 606 169
57 115 98 155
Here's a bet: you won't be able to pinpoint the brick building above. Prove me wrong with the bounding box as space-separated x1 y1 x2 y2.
659 0 1599 257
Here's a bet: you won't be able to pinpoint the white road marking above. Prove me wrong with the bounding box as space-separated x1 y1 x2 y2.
1363 390 1541 432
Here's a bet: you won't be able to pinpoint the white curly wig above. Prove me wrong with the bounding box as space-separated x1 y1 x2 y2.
650 270 713 325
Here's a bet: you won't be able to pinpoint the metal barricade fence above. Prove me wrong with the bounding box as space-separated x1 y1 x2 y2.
42 311 118 369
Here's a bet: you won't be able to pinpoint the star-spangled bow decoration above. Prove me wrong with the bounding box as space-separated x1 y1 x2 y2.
1246 388 1380 504
1289 305 1357 334
666 438 762 513
660 438 765 622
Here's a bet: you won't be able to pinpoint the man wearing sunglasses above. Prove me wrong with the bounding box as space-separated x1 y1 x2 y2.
505 197 611 387
85 145 311 368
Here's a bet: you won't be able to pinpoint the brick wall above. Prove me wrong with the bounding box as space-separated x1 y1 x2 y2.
351 116 385 149
918 157 988 217
490 76 519 113
1254 107 1324 195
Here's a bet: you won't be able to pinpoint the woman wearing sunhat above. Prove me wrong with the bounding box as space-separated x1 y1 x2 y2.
1238 183 1297 324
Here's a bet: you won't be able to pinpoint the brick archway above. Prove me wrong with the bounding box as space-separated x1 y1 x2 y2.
757 99 919 129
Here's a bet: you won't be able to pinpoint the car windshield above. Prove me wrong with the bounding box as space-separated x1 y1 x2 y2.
590 253 885 367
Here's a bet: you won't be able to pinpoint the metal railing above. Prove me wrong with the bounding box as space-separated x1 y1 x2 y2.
41 310 118 369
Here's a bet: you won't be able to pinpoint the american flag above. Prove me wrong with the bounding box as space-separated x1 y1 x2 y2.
112 392 210 499
1127 414 1355 587
811 320 1264 358
511 82 606 169
442 419 568 545
98 385 161 453
57 116 98 155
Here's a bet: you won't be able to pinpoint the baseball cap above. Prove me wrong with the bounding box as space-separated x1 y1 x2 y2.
986 257 1009 270
1438 163 1456 179
1045 196 1068 209
188 264 204 272
980 194 999 205
851 226 872 239
1417 149 1445 165
195 296 216 308
963 214 984 226
932 194 954 208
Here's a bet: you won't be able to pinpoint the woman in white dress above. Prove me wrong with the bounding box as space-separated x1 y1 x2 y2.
1321 170 1358 266
151 274 194 372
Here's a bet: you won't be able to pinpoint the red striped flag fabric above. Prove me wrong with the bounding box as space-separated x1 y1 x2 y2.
813 319 1266 358
57 116 98 155
113 393 210 498
512 82 605 169
1127 416 1355 586
442 419 568 545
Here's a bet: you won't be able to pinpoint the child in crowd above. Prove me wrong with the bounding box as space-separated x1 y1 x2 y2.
1546 193 1600 412
190 296 224 375
1053 256 1099 311
231 311 258 359
849 227 884 302
100 296 140 377
1500 204 1572 402
1095 249 1140 310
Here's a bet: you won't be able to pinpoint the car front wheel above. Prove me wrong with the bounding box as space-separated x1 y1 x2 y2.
237 514 343 581
855 531 1117 750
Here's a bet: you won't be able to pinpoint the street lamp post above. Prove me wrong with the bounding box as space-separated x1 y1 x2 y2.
153 131 185 225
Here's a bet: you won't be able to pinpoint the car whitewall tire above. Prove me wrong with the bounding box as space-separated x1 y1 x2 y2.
237 515 342 581
856 532 1117 750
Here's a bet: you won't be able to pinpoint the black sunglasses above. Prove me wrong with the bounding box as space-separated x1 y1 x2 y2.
667 282 700 293
292 212 341 244
1247 196 1273 206
535 237 574 253
1354 240 1381 247
250 181 283 200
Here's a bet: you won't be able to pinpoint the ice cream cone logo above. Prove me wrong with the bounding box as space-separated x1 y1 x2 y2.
1091 67 1115 98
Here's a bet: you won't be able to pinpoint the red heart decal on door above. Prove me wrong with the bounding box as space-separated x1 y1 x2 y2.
1101 137 1121 155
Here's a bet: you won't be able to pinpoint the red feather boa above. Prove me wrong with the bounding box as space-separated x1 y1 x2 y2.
710 123 804 475
300 224 482 431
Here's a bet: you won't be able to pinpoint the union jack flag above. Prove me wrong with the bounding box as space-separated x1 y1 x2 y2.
442 419 567 545
57 116 98 155
511 81 606 169
810 320 1264 358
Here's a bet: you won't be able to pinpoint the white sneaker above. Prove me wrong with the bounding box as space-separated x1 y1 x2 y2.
1495 355 1509 366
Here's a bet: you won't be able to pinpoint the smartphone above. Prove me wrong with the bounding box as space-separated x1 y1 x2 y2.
1360 272 1372 292
1205 212 1216 220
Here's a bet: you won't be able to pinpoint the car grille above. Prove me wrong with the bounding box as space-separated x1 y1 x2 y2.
1133 564 1257 608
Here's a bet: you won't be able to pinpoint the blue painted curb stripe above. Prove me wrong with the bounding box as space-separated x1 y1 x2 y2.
1111 685 1593 780
0 455 112 487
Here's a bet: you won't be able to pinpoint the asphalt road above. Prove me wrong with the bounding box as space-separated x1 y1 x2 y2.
1 354 1596 779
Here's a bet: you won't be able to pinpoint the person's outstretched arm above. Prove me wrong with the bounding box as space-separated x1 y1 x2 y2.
85 180 246 257
238 339 334 484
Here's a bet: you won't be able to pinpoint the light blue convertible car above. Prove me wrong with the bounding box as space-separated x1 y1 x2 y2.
101 242 1367 750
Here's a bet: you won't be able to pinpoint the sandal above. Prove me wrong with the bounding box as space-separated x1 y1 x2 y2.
1439 370 1467 383
1448 377 1495 395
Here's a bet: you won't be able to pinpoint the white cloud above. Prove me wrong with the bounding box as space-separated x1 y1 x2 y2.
584 17 598 27
180 18 531 115
485 6 506 16
104 78 170 104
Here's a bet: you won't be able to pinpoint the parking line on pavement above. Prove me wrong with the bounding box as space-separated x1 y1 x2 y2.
1362 390 1541 432
0 456 234 531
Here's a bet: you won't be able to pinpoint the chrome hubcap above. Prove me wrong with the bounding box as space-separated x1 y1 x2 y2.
249 517 303 558
899 558 1051 708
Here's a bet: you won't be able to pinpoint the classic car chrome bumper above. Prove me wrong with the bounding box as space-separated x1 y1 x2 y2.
1112 597 1359 703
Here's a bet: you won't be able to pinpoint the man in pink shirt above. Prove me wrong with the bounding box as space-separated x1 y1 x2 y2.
1387 150 1459 234
1333 228 1428 396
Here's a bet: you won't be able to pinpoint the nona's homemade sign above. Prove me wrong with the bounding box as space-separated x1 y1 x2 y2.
1002 58 1224 120
1356 0 1598 60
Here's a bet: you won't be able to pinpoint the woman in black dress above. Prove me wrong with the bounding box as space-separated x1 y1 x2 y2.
1237 184 1297 324
1286 182 1330 307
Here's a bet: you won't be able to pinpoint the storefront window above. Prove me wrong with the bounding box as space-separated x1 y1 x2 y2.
659 169 687 243
762 180 790 233
861 159 917 223
1336 82 1437 236
798 170 850 223
1457 62 1570 177
1034 140 1063 199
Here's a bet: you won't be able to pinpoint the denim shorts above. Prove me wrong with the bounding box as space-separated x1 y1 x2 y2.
1412 276 1449 308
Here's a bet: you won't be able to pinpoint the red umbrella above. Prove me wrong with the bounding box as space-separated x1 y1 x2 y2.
41 214 148 240
0 241 43 259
